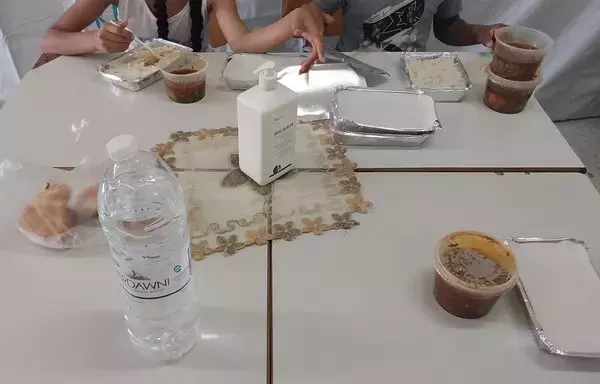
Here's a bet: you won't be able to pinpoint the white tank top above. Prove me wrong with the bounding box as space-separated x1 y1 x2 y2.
117 0 207 49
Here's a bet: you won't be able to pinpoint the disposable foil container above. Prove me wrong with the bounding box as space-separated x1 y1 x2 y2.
399 52 472 102
278 63 367 120
505 237 600 358
220 53 304 91
97 39 191 92
329 87 441 147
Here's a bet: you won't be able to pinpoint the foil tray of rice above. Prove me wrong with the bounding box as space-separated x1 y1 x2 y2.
399 52 472 102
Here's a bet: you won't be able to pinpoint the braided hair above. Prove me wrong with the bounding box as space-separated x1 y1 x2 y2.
155 0 204 52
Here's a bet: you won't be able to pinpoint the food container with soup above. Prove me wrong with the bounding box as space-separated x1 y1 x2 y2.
484 65 542 114
433 231 519 319
160 52 208 103
490 26 553 81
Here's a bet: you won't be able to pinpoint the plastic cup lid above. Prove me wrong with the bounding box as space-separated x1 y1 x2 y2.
434 231 519 297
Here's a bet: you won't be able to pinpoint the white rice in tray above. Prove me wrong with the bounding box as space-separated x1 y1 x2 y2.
406 56 467 89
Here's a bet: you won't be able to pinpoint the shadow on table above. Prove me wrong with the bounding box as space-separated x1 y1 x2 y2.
178 307 266 371
363 72 389 88
6 307 266 373
5 310 154 373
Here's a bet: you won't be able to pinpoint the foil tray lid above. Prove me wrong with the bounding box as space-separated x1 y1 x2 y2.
506 237 600 357
222 53 303 86
332 88 440 135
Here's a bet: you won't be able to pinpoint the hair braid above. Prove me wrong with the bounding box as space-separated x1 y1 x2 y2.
155 0 169 40
189 0 204 52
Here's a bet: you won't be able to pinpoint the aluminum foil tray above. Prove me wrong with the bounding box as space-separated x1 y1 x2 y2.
329 87 441 147
220 53 304 91
277 63 367 120
97 38 191 91
399 52 472 102
506 237 600 358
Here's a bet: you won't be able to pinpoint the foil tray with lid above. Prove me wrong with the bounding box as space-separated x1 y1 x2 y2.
329 87 441 147
399 52 472 102
505 237 600 358
97 38 192 91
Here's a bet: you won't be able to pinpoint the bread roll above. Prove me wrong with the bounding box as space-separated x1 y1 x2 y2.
19 183 77 238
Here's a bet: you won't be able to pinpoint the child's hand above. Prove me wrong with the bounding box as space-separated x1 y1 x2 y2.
287 5 335 73
95 20 134 53
475 23 507 48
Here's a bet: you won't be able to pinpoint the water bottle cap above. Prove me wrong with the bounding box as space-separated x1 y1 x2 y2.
106 135 138 161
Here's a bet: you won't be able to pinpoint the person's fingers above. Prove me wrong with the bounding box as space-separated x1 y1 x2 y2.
98 37 131 53
303 33 325 63
107 44 130 53
100 30 131 45
300 50 319 74
97 28 130 51
98 41 129 53
116 20 128 29
100 27 133 44
489 23 507 45
100 28 132 44
103 22 134 42
323 13 335 25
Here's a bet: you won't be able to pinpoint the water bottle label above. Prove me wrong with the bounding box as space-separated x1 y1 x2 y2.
116 247 192 300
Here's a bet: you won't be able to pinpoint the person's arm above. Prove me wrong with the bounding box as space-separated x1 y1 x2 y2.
213 0 333 72
305 1 342 36
434 15 505 47
42 0 133 55
433 0 505 48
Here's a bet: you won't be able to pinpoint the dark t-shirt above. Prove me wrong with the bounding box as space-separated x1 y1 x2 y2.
315 0 462 51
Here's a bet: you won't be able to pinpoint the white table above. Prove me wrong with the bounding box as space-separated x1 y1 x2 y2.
272 173 600 384
315 52 584 172
0 54 237 168
0 229 268 383
0 53 584 172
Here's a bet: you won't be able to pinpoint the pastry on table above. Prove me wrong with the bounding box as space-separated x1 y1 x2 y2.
74 183 99 220
18 183 78 238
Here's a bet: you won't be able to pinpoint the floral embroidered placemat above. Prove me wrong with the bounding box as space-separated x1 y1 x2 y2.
153 120 373 261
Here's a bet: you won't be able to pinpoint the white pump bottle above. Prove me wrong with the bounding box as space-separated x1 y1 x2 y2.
237 62 299 186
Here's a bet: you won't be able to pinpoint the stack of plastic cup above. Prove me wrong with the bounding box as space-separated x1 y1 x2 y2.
484 26 553 114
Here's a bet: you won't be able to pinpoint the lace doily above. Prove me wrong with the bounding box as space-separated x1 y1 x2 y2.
154 121 373 260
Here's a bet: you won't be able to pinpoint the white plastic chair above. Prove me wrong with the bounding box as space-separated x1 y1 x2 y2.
0 16 57 104
1 17 57 77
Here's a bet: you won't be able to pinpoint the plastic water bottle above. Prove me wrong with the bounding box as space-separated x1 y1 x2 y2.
98 135 199 361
